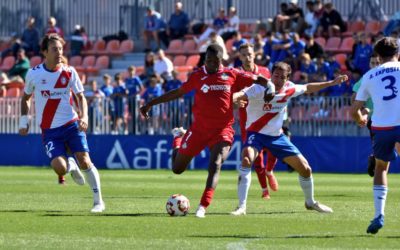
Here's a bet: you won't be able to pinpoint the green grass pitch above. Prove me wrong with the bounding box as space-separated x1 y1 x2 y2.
0 167 399 249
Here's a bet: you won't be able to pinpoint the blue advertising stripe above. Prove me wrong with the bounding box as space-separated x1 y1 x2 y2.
0 134 399 173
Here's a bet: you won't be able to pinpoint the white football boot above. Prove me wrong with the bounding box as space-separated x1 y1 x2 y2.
305 201 333 213
231 206 247 216
91 201 105 213
195 205 206 218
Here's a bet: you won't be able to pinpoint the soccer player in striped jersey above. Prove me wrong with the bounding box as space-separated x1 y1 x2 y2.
231 62 347 215
19 34 105 213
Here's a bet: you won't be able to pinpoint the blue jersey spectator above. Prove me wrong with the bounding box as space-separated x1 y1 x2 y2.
353 34 373 74
274 32 292 63
213 8 228 31
21 17 40 55
100 74 114 97
125 66 143 97
164 71 182 92
168 1 189 39
300 53 317 75
288 33 305 58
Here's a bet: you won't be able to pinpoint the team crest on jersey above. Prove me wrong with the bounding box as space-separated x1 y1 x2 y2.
41 90 50 98
220 73 229 80
182 142 187 149
201 84 210 93
60 76 67 86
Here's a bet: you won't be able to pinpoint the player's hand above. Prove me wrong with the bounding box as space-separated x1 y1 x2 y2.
357 116 368 127
140 104 151 119
19 126 29 136
332 74 349 85
78 117 88 132
238 99 248 108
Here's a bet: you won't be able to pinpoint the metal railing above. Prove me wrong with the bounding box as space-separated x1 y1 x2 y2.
0 95 369 136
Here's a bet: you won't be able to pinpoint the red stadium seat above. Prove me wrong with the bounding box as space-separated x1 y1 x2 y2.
176 72 188 82
342 21 365 37
75 55 96 72
119 39 134 54
82 39 106 55
365 21 381 35
69 55 83 67
325 37 341 53
337 37 354 53
314 37 326 47
5 87 20 97
166 39 184 55
0 56 16 71
186 55 200 68
173 55 187 67
85 55 109 74
102 40 120 56
182 40 198 55
29 56 42 67
335 53 347 70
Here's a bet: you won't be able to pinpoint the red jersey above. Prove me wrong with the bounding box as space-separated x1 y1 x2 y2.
181 65 255 129
238 65 271 142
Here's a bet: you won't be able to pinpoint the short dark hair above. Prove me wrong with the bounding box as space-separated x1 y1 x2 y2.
40 33 65 52
374 37 399 58
272 62 292 78
206 44 223 59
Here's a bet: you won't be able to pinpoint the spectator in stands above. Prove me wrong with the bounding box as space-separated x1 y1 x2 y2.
272 30 292 63
141 74 163 135
304 1 319 36
1 32 21 59
353 33 373 74
317 2 346 37
125 66 143 134
213 8 228 32
163 70 182 92
263 31 279 66
156 15 169 49
288 32 305 69
298 72 309 85
274 2 290 33
253 34 267 66
111 73 127 134
141 51 156 85
315 54 331 80
230 31 247 67
326 54 341 80
70 25 87 56
219 6 240 41
299 53 317 80
45 16 64 37
143 6 162 51
100 74 115 129
304 34 324 59
85 80 105 134
168 1 190 40
154 49 173 81
383 10 400 36
198 31 229 66
21 16 40 56
0 48 30 85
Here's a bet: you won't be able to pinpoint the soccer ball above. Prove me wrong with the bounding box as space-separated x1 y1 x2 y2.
166 194 190 216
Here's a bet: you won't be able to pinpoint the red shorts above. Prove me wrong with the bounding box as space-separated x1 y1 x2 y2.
178 125 235 157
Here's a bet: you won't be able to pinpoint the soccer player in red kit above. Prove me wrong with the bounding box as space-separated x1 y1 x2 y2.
140 44 269 217
236 43 279 202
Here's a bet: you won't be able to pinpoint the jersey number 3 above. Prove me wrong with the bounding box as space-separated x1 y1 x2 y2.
382 75 398 101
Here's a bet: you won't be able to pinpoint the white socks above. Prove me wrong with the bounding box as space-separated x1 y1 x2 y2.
83 165 103 205
238 167 251 208
66 157 78 173
299 175 315 206
373 185 387 218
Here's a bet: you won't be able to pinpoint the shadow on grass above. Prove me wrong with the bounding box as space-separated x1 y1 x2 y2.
189 234 400 239
43 212 166 217
0 209 63 213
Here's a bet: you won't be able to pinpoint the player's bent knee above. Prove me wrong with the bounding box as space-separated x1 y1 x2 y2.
242 156 252 167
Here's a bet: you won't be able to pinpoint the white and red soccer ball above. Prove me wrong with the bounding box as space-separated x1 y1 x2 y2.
166 194 190 216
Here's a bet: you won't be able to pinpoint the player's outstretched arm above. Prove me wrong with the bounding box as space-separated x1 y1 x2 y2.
254 75 270 87
350 100 368 127
140 88 185 119
304 74 348 94
19 93 33 136
233 91 248 107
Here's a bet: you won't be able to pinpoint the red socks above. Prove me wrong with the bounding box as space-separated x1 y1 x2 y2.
200 187 215 208
266 150 277 172
255 165 267 189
